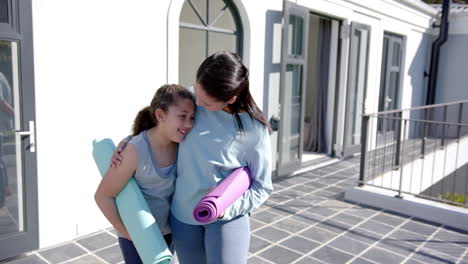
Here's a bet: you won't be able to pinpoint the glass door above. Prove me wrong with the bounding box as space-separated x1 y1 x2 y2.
277 1 309 177
343 23 370 157
378 33 404 144
0 1 38 261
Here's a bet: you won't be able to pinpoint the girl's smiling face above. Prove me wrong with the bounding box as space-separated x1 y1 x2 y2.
159 98 195 143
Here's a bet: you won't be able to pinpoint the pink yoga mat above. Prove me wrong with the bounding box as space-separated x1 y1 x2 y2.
193 167 252 224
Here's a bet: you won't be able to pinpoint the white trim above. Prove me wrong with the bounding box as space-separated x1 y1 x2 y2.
326 20 339 155
393 0 438 16
232 0 251 68
167 0 184 84
334 20 350 156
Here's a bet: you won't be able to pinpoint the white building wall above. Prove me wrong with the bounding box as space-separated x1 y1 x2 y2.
32 0 173 247
30 0 438 248
436 12 468 104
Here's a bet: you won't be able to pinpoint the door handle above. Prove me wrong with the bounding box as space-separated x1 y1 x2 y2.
269 115 280 132
16 120 35 152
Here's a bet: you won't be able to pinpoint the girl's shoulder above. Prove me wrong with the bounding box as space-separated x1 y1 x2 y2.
128 131 146 145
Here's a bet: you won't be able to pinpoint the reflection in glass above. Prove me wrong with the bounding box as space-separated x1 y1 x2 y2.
209 0 237 31
281 64 302 163
180 0 207 26
288 15 303 56
0 40 21 237
208 31 237 56
179 28 207 88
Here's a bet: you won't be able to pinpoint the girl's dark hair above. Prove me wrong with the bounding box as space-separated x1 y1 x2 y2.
132 84 195 136
196 51 270 132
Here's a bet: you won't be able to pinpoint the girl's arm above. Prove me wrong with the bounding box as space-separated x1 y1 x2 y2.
95 144 138 240
222 127 274 220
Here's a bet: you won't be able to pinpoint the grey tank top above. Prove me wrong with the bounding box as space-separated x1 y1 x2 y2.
126 130 176 235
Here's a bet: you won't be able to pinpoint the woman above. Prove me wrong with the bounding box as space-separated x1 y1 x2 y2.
114 51 273 264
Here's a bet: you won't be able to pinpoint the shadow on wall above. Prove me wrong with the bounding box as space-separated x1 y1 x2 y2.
407 33 433 138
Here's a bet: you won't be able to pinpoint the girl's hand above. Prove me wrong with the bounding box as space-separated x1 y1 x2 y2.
111 139 129 168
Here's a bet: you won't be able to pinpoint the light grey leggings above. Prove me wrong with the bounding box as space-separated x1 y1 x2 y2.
170 213 250 264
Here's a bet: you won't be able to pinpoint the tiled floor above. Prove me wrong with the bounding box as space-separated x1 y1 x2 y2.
2 157 468 264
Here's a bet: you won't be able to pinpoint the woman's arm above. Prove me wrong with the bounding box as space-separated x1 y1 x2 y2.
95 144 138 239
222 127 274 220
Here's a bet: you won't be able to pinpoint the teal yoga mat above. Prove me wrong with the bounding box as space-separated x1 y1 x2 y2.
92 138 172 264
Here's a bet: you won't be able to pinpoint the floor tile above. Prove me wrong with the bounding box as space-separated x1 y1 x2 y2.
249 235 271 254
329 235 369 255
258 246 302 264
370 212 407 227
38 243 86 263
315 219 352 234
294 256 325 264
310 246 353 264
251 210 285 223
362 248 405 264
247 256 272 264
66 254 105 264
2 255 47 264
75 232 117 252
349 258 376 264
400 221 438 237
299 227 338 243
279 236 320 254
358 219 395 235
272 218 310 234
331 212 365 226
253 226 291 243
94 245 123 264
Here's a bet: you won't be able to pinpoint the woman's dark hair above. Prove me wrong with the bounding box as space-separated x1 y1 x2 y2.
132 84 195 136
196 51 270 132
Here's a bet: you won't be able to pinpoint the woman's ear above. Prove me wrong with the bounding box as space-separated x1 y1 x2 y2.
227 96 237 105
155 108 167 122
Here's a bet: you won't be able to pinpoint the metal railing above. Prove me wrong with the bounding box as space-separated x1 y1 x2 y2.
359 100 468 207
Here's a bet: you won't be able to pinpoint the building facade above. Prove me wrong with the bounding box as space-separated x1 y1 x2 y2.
1 0 467 260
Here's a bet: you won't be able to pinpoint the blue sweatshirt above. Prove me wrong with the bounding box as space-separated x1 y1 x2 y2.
171 105 273 225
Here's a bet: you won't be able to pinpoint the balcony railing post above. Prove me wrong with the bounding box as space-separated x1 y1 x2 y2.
396 119 408 198
394 111 403 168
457 102 463 142
441 105 448 148
421 108 428 158
359 115 369 187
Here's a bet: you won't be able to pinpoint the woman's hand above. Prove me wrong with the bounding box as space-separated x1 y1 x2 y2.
111 139 130 168
218 212 225 219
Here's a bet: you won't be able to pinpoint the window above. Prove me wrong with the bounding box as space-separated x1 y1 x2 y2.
179 0 243 87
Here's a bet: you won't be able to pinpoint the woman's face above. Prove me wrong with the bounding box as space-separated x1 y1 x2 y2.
194 82 234 112
160 98 195 143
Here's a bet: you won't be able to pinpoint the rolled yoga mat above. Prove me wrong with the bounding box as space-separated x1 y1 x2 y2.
193 167 252 224
92 138 172 264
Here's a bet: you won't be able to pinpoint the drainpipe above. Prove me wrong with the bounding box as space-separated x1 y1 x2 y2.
426 0 450 106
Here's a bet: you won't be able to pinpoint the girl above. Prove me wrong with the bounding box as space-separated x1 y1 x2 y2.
113 51 273 264
95 84 195 264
